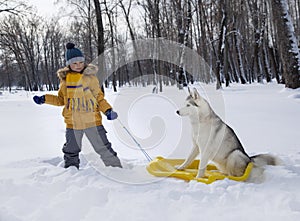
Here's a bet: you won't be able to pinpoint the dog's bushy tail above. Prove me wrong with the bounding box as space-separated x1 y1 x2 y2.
251 154 282 167
247 154 282 183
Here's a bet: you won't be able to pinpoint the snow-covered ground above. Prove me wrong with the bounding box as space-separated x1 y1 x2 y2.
1 82 300 221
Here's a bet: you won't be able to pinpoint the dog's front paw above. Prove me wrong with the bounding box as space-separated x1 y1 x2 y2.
175 164 186 170
196 169 205 178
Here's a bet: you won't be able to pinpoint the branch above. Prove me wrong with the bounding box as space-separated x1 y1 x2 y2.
0 8 19 15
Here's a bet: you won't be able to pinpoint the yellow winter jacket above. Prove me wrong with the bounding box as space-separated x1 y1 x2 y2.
45 64 112 130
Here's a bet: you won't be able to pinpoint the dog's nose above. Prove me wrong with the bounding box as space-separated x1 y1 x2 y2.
176 110 180 115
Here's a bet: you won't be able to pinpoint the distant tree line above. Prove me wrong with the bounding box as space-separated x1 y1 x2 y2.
0 0 300 92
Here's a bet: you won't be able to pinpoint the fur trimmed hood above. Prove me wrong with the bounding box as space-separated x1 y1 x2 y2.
57 64 98 80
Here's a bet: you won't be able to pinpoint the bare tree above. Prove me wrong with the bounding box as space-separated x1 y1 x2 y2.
104 0 118 92
118 0 145 86
214 1 227 89
172 0 193 88
1 0 300 90
0 0 28 15
41 20 64 90
270 0 300 89
0 15 42 91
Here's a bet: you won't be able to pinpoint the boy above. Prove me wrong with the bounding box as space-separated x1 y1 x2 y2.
33 43 122 169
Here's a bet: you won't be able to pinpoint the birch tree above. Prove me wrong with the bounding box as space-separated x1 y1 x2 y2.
270 0 300 89
172 0 193 88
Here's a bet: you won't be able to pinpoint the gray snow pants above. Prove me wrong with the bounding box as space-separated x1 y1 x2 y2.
62 125 122 169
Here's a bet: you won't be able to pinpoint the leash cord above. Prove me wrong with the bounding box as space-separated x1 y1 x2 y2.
117 119 152 162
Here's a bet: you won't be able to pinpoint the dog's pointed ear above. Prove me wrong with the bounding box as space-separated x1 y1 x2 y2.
192 88 200 99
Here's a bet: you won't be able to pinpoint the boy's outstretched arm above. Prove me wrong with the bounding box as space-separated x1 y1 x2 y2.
33 82 65 106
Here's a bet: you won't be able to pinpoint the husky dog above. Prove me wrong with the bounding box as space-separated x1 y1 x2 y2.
176 88 279 180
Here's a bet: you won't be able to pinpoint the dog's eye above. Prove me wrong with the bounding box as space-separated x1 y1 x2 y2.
186 104 190 107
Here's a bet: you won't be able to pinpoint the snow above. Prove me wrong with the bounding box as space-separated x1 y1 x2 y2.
1 82 300 221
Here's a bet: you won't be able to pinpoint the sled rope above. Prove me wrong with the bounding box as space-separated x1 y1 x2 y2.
117 119 152 162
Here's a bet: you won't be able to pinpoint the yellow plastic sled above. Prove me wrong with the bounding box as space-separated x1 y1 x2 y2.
146 156 253 184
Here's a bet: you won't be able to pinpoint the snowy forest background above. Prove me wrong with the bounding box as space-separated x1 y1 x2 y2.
0 0 300 91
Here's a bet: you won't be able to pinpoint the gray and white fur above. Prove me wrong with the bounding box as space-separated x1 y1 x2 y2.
176 88 280 181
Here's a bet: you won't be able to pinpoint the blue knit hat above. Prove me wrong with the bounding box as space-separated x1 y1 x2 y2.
65 43 85 66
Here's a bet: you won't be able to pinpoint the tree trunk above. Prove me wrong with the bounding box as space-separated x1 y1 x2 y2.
215 3 227 90
119 0 145 86
93 0 106 92
173 0 192 88
104 0 117 92
270 0 300 89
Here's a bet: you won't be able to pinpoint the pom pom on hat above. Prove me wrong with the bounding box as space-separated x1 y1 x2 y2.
66 42 75 49
65 42 85 66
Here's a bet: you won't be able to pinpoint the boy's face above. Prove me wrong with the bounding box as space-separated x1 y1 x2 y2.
70 61 85 72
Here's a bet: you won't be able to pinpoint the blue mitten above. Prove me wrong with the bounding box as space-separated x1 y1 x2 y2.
33 95 45 105
105 109 118 120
